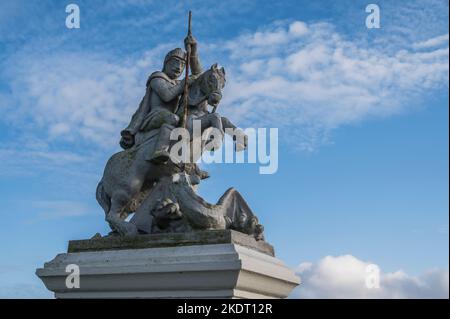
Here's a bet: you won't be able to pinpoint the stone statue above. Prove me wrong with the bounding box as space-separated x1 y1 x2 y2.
119 35 203 164
95 31 264 240
36 15 302 300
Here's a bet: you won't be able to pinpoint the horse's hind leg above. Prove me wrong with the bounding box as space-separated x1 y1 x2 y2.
105 191 138 237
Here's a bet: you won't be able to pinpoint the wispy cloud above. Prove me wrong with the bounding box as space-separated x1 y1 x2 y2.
413 34 449 49
0 282 52 299
29 200 94 221
0 0 447 300
1 17 447 154
0 42 181 150
0 133 92 177
291 254 449 298
217 21 449 150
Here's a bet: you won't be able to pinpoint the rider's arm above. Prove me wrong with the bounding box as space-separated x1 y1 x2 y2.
190 44 203 75
150 78 185 102
186 36 202 75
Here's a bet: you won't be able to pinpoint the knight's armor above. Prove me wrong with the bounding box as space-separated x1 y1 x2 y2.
120 45 203 164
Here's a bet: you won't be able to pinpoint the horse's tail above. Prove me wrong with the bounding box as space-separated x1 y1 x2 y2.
96 180 111 214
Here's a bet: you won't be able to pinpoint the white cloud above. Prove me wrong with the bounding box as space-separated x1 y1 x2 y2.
217 21 449 150
0 283 52 299
413 34 449 49
289 21 309 37
1 44 172 149
0 133 91 177
291 255 449 299
31 200 94 220
1 19 448 153
9 199 97 224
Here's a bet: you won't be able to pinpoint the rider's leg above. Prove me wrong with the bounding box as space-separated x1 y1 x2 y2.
201 113 224 152
148 112 179 164
148 123 174 163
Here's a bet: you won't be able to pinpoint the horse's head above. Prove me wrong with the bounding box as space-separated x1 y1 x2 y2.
198 63 226 108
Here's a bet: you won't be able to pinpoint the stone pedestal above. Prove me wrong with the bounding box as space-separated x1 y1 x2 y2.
36 230 300 298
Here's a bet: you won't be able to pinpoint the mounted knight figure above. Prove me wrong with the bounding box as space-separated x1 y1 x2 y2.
96 30 258 238
120 34 202 164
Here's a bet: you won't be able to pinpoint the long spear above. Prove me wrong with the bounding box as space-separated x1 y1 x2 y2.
182 11 192 129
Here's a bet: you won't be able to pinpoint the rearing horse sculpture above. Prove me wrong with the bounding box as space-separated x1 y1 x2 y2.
96 64 248 236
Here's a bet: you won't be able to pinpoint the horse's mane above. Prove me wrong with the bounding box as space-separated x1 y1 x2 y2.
176 63 225 113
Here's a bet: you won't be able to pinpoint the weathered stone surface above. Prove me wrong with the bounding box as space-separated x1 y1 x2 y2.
95 29 263 240
36 18 300 299
37 242 299 299
68 229 274 256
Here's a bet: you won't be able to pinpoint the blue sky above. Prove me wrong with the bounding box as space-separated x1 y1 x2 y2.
0 0 448 298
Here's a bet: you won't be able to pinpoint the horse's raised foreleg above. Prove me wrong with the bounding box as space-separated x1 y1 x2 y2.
188 113 224 152
197 113 224 135
221 116 247 151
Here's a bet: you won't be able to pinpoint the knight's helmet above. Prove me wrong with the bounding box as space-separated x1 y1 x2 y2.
164 48 186 66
